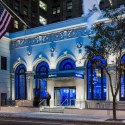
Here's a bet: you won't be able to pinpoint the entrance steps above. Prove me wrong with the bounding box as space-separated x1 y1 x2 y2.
40 106 64 113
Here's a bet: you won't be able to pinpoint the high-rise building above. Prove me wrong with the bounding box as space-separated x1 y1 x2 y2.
47 0 82 24
4 0 47 33
46 0 125 24
100 0 125 10
3 0 125 33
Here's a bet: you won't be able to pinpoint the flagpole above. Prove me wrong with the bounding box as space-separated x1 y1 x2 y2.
0 0 30 29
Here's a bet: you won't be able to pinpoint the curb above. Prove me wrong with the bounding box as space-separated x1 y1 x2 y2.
0 113 125 125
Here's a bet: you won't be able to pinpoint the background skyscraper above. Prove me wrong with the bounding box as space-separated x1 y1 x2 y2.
3 0 125 33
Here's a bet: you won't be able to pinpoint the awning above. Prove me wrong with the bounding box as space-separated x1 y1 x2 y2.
34 71 84 79
34 74 48 79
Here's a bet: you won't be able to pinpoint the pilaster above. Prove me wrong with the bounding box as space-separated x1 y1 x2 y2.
26 71 35 100
11 73 15 100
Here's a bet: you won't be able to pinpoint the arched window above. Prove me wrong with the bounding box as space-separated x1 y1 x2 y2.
120 54 125 100
15 64 27 100
59 58 76 71
87 55 107 100
36 61 49 75
35 62 49 100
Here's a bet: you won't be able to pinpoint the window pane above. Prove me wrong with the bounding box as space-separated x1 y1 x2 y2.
14 0 20 11
23 25 27 30
93 69 102 99
23 6 28 15
87 69 92 99
39 0 47 11
35 62 49 99
103 75 106 99
87 56 106 100
40 80 47 89
120 54 125 100
52 6 60 14
67 1 72 10
15 64 27 100
1 56 7 70
19 74 26 99
40 90 47 99
121 74 125 98
59 58 76 70
39 16 47 25
14 20 19 29
57 7 60 13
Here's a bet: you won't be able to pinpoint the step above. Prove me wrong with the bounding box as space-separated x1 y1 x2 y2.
40 107 64 113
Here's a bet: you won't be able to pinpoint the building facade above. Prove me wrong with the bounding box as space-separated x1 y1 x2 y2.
0 11 125 109
0 36 11 106
10 17 86 108
3 0 125 33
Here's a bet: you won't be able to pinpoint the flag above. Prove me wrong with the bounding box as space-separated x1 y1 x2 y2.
0 3 12 39
83 0 102 29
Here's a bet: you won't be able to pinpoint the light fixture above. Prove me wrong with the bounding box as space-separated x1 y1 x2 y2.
39 54 42 59
50 43 56 52
64 51 68 56
17 57 21 62
76 37 84 54
50 42 56 57
50 46 55 52
27 46 32 56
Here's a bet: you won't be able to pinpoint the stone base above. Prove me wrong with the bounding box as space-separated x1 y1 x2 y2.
15 100 33 107
0 106 39 112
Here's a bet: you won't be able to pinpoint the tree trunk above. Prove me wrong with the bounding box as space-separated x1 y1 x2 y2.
113 96 117 120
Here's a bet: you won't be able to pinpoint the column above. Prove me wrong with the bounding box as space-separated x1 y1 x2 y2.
47 79 54 107
108 70 118 101
11 73 15 100
106 73 110 101
26 71 35 100
75 78 85 109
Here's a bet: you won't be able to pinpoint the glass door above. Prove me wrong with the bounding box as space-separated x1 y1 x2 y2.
61 88 69 106
1 93 7 106
54 89 61 106
54 87 76 106
34 80 47 107
69 89 76 106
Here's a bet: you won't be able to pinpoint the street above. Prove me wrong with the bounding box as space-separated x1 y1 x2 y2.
0 119 75 125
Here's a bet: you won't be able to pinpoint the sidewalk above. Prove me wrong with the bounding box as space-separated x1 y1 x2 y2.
0 108 125 124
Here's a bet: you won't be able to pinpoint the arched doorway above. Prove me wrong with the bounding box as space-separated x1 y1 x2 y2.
54 58 76 106
34 61 49 106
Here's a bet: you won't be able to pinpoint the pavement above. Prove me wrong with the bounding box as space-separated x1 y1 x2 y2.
0 110 125 124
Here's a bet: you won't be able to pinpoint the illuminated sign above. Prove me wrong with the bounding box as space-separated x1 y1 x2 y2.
48 74 57 78
74 73 84 79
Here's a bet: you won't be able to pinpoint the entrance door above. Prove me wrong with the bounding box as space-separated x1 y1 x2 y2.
54 88 76 106
34 80 47 107
54 89 60 106
60 88 69 106
70 89 76 106
1 93 7 106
